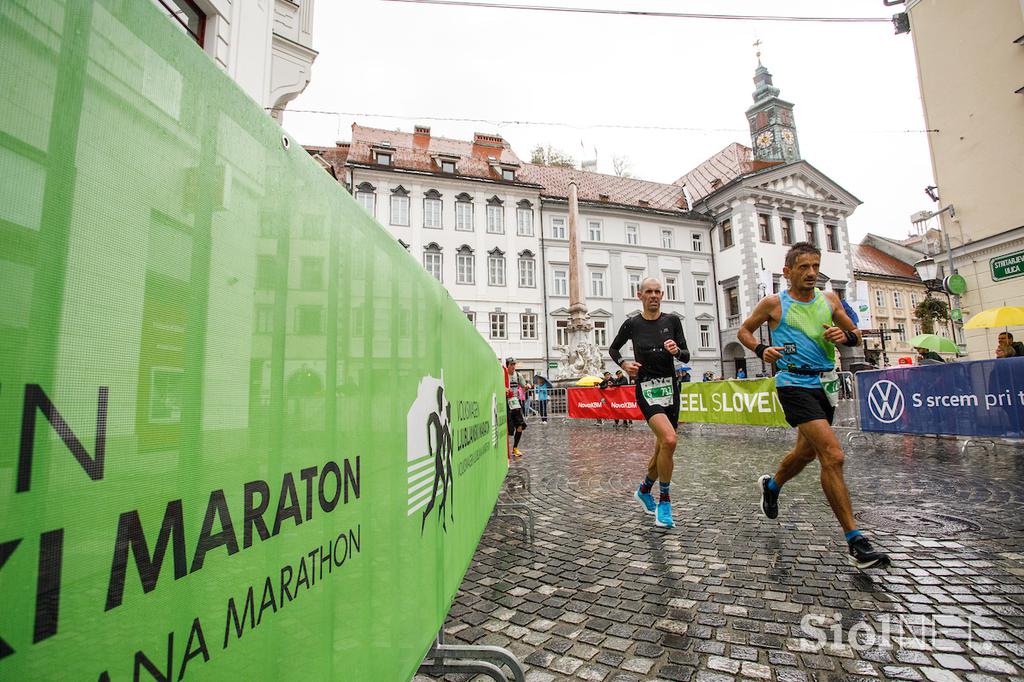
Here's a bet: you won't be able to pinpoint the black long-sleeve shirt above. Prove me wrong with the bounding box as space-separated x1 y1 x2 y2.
609 314 689 381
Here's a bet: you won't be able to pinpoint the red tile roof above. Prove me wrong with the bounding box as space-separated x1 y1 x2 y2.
306 143 350 174
518 163 698 215
310 124 704 216
672 142 783 201
343 124 527 184
852 244 921 280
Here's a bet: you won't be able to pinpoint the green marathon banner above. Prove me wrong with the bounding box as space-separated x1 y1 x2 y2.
679 379 790 426
0 2 507 680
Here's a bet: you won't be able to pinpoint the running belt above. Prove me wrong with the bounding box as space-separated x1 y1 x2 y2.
783 366 834 376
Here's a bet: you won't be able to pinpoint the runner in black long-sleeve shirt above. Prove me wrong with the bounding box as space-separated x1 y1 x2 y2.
609 277 689 528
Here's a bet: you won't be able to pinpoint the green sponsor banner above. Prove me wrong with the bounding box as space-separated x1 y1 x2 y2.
679 379 789 426
0 2 506 680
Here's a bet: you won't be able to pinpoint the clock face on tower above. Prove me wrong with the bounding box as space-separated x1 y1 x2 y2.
781 129 795 146
755 131 774 149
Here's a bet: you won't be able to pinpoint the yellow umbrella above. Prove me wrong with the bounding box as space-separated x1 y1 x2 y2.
963 306 1024 329
575 375 604 386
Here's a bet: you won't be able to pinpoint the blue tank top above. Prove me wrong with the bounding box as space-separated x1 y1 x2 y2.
772 289 836 389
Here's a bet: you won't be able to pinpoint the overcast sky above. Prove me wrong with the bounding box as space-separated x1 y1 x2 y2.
284 0 937 243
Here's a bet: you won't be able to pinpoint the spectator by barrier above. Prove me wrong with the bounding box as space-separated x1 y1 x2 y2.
0 4 507 680
527 387 570 419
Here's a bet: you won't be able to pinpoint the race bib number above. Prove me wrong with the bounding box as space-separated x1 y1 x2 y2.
507 397 521 410
820 370 840 407
640 378 674 407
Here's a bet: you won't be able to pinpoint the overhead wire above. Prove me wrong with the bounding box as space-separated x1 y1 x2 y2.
273 108 937 135
378 0 893 24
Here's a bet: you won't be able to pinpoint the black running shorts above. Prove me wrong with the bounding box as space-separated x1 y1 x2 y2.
506 407 526 434
776 386 835 427
635 378 680 429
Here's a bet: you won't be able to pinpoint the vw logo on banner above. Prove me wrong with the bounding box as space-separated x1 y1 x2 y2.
867 380 906 423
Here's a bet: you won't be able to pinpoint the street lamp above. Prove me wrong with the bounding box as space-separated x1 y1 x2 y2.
911 206 964 350
913 254 956 343
913 256 940 290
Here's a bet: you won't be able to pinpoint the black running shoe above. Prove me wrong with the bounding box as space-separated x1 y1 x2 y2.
758 474 779 519
848 535 891 570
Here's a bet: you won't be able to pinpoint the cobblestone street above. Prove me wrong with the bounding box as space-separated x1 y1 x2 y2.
418 420 1024 682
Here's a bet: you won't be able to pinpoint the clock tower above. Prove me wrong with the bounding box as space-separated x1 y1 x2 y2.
745 56 800 164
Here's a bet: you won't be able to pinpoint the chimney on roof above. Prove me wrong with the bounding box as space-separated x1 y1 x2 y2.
414 125 431 137
473 132 504 147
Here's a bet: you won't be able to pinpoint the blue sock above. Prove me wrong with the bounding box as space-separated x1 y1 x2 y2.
658 481 670 502
640 476 654 494
767 476 781 492
845 530 862 542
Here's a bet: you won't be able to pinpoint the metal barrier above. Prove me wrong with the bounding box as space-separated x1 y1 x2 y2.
523 387 570 421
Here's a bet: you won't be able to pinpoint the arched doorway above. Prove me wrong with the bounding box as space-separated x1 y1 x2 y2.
723 342 747 379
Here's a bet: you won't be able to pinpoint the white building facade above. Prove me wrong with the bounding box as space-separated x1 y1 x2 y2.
152 0 317 121
701 166 860 376
309 130 720 380
348 174 548 369
310 126 549 372
533 196 717 379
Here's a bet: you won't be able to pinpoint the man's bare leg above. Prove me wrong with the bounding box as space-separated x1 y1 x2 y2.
648 414 677 483
646 444 659 482
774 431 817 487
635 413 678 522
646 414 677 527
796 419 855 532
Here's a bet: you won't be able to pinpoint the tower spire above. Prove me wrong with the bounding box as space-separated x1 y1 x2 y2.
745 57 800 164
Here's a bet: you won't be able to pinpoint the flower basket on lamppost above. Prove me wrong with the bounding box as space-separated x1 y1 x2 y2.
913 255 963 342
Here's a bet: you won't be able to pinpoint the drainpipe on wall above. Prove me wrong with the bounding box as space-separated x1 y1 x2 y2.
708 221 726 377
700 203 727 376
538 197 551 374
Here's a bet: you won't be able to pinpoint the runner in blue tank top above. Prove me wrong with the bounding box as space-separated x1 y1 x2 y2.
738 242 890 570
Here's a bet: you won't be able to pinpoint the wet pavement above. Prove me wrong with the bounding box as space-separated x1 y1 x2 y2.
417 419 1024 682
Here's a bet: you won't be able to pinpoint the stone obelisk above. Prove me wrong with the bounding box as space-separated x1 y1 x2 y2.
557 180 605 380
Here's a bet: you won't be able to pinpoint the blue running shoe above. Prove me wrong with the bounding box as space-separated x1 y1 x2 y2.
635 487 656 514
655 501 674 528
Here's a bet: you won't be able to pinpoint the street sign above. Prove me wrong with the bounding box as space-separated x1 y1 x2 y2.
944 274 967 295
548 361 558 368
991 249 1024 282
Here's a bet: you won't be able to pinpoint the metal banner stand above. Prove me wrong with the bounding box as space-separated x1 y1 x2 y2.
960 438 996 455
491 502 535 542
505 465 531 493
418 630 526 682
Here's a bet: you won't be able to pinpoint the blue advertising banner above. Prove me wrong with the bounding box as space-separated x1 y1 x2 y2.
857 358 1024 437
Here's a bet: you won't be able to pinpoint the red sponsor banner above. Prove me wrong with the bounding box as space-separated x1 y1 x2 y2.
568 386 644 420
